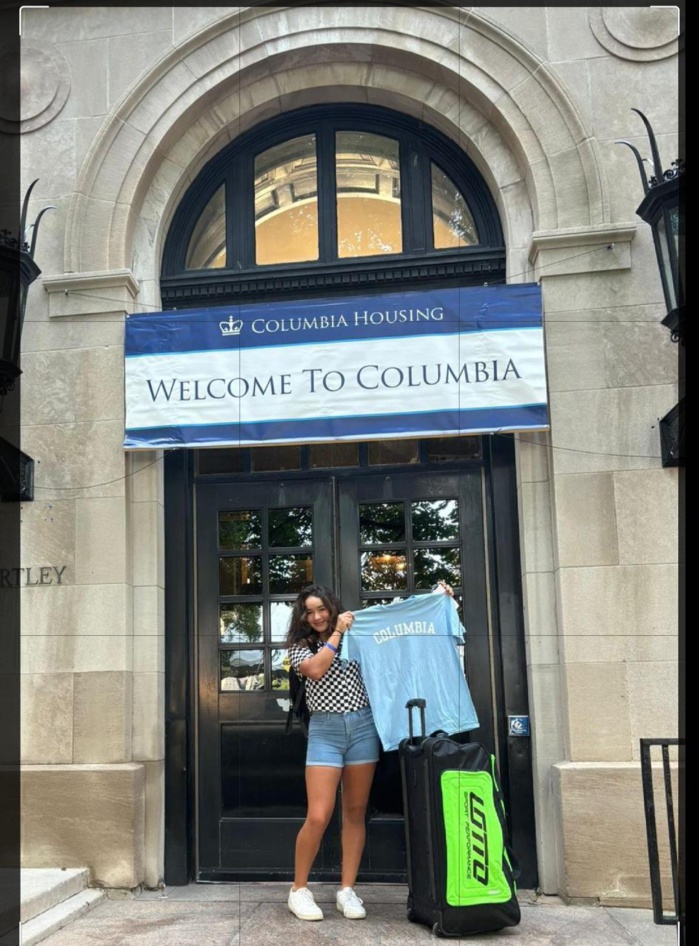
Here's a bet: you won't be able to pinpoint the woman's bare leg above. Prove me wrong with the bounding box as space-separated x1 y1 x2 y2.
293 766 343 889
339 762 377 889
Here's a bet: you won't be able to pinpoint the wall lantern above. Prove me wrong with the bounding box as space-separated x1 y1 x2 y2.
617 110 684 467
0 180 53 500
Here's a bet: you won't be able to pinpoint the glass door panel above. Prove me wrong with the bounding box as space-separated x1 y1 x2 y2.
338 470 491 880
197 478 337 877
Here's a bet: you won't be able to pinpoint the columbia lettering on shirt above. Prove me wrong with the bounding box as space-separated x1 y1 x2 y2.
344 594 479 751
288 635 370 714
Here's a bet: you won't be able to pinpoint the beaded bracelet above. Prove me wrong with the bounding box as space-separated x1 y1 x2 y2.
324 641 338 654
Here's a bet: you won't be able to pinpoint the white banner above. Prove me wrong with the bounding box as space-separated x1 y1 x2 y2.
124 285 548 448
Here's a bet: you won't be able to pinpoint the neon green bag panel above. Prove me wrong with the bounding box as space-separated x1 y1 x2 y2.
440 769 513 906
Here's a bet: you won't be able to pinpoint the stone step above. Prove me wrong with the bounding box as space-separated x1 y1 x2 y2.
21 869 91 924
21 888 105 946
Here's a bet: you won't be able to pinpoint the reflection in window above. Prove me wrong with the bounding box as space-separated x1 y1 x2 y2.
431 163 478 249
220 649 265 690
272 650 290 690
336 132 402 258
412 500 459 542
368 439 419 465
413 548 461 589
427 437 481 462
269 555 313 594
219 510 262 550
360 503 405 545
310 442 359 468
361 550 408 591
255 135 319 265
251 446 301 472
269 507 312 548
220 604 263 643
270 601 294 642
185 184 226 269
220 557 262 595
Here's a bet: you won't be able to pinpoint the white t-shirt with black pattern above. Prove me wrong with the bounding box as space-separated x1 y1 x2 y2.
288 636 370 714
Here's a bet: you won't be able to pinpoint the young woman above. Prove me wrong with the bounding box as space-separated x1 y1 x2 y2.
284 584 377 921
284 580 454 922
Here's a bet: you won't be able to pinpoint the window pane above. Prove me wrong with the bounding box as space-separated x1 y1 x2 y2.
219 510 262 550
220 556 262 595
427 437 481 462
251 445 301 472
269 507 313 548
186 184 226 269
360 502 405 545
269 555 313 594
220 604 263 643
368 439 419 465
431 163 478 249
270 601 294 642
361 550 407 592
220 650 265 690
198 449 245 474
272 649 289 690
413 548 461 590
412 500 459 542
309 442 359 468
336 132 402 258
255 135 318 265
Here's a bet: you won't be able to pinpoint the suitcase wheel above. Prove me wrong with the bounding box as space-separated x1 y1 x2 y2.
407 908 416 923
432 922 445 938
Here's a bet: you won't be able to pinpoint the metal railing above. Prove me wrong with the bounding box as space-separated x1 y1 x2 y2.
640 738 682 926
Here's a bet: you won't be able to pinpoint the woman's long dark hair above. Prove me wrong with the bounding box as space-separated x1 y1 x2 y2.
284 584 345 648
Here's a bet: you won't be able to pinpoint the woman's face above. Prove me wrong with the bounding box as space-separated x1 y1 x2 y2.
304 595 331 634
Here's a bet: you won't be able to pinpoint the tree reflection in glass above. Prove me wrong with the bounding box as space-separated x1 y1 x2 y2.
269 555 313 594
269 507 312 548
361 550 408 591
219 557 262 595
359 502 405 545
219 510 262 550
412 499 459 542
219 604 263 643
431 163 478 249
413 548 461 590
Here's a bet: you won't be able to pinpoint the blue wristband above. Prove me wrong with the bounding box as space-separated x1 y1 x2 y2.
324 642 338 654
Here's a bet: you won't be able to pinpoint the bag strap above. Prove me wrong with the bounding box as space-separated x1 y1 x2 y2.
285 673 308 735
285 637 319 735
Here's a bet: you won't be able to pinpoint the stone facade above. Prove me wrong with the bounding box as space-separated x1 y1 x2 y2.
18 6 679 902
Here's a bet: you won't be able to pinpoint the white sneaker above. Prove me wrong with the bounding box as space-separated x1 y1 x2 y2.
336 886 366 919
288 886 324 921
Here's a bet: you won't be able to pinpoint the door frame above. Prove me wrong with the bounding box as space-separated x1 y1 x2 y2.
163 435 538 887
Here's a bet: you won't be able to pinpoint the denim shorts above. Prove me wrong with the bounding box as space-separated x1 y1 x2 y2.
306 706 381 768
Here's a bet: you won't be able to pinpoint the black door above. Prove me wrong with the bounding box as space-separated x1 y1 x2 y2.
195 466 518 882
337 471 494 880
196 478 341 879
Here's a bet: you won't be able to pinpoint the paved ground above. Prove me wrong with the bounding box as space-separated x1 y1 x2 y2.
34 884 677 946
35 883 680 946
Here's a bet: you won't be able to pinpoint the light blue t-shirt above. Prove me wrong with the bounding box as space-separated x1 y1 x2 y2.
345 594 480 751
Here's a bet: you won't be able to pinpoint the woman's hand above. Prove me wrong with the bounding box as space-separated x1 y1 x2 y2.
336 611 355 633
435 580 454 597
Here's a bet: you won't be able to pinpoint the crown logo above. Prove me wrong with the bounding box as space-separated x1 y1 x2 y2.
219 315 243 336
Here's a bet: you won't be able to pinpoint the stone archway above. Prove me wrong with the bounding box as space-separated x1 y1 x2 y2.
64 4 611 284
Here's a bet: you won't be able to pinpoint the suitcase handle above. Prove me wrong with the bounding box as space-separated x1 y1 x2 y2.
405 698 426 741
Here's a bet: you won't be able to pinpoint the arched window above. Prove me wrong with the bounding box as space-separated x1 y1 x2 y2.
161 105 505 306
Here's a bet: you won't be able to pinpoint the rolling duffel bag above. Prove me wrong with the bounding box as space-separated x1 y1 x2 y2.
399 698 521 937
